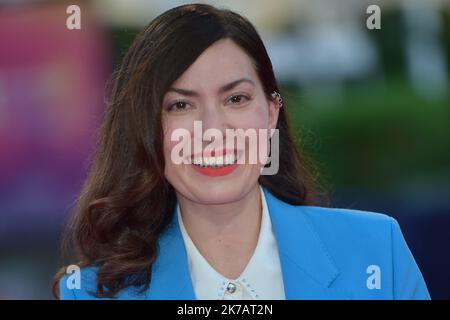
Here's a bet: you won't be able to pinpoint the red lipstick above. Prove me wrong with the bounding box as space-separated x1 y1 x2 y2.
189 148 240 177
191 163 239 177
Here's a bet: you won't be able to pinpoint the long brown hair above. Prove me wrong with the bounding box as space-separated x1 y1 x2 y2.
53 3 326 299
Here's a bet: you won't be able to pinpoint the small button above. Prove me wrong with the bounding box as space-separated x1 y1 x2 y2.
226 282 237 294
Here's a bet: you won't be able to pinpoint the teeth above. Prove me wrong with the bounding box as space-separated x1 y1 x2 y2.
205 157 215 166
224 154 235 165
215 156 224 166
190 153 237 167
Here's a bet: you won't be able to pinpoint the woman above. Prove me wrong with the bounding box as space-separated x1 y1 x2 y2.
54 3 430 300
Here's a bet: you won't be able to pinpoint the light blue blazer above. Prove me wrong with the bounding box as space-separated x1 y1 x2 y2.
59 187 430 299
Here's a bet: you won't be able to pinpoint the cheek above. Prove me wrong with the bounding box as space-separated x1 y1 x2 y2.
163 120 193 179
227 107 271 165
229 103 269 130
162 117 188 157
162 122 172 161
229 103 271 149
162 124 181 176
163 134 174 165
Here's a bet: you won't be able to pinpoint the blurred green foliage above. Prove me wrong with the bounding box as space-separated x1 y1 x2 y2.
285 78 450 193
108 25 449 195
109 27 140 68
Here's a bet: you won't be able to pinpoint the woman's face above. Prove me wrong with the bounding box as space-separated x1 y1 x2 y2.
162 38 279 204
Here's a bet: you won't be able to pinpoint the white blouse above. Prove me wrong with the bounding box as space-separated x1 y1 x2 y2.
177 185 286 300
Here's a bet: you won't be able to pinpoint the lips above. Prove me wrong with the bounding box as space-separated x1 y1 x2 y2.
191 153 237 167
190 162 239 177
186 149 241 167
186 148 242 177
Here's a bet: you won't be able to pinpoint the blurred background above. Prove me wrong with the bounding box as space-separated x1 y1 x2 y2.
0 0 449 299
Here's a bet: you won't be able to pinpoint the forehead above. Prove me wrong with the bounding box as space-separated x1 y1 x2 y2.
170 38 259 90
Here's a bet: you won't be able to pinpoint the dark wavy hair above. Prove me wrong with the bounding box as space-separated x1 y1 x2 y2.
52 3 326 299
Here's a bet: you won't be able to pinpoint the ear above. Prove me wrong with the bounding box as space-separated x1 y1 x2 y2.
267 98 280 133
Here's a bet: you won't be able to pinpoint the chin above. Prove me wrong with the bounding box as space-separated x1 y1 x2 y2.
187 181 246 204
167 165 260 204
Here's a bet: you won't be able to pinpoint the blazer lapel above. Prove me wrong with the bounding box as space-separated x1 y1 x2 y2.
145 208 196 299
146 188 350 299
263 188 350 299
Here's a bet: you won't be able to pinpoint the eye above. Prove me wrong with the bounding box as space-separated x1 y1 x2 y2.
228 94 250 105
167 101 191 113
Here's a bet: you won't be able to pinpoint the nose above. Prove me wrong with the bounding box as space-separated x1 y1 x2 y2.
191 101 234 153
199 102 227 133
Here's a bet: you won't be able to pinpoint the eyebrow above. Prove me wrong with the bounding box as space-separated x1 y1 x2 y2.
167 78 255 97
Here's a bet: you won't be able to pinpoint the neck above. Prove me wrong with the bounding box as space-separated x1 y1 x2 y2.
176 184 262 279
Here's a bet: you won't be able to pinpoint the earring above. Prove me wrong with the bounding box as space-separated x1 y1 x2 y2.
271 91 283 108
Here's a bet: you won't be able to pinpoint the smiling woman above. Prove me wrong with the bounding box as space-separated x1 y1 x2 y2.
53 3 430 300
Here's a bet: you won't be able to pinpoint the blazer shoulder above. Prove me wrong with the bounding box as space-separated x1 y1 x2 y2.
59 264 149 300
59 265 100 300
265 189 394 247
264 188 392 231
291 205 396 262
298 205 412 257
293 205 430 299
301 205 392 223
299 205 395 234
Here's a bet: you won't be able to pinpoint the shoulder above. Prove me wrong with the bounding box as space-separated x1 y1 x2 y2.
282 205 397 260
59 265 148 300
300 205 395 238
289 204 405 262
264 189 399 258
264 187 394 235
265 189 395 242
284 205 430 299
59 265 101 300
